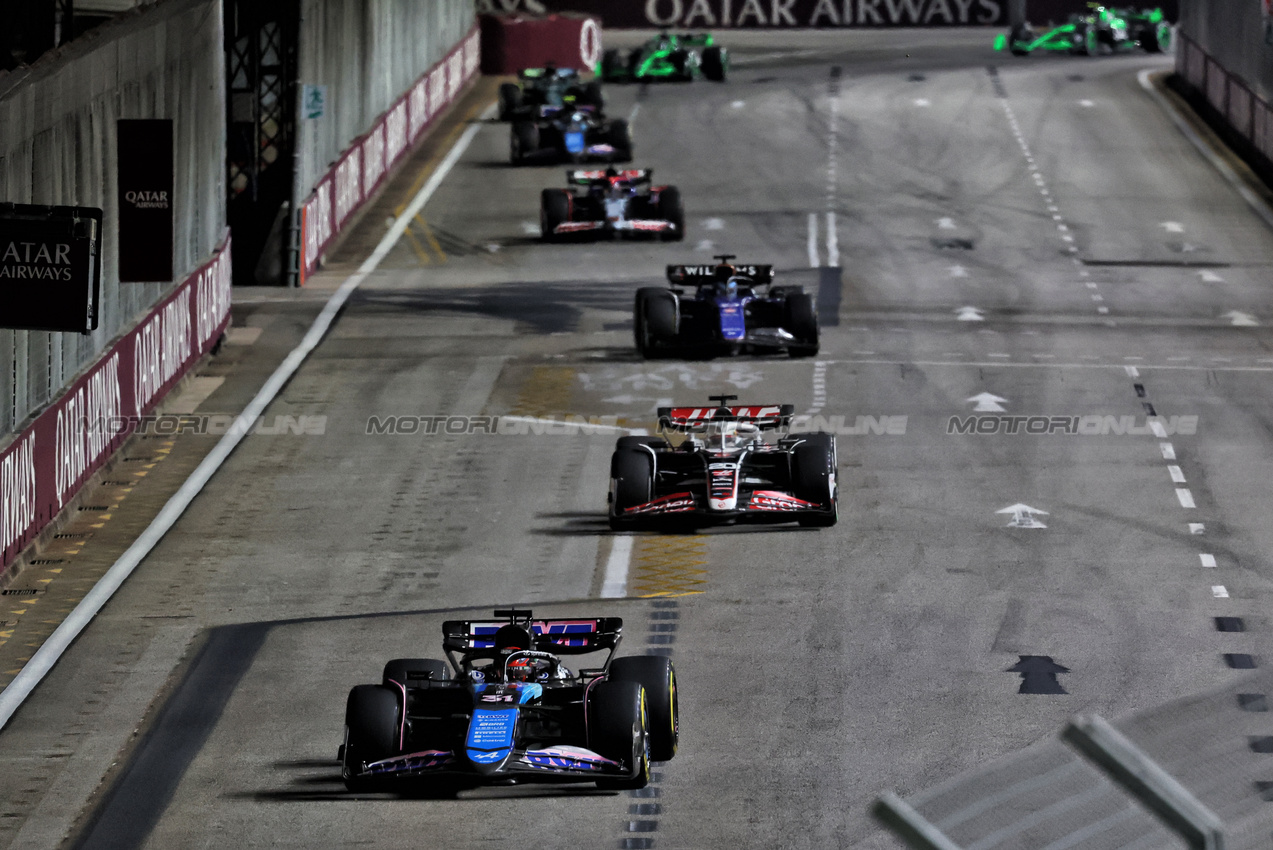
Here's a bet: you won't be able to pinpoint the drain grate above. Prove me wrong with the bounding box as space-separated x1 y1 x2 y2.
2 589 41 596
30 559 64 566
78 506 109 512
54 533 91 539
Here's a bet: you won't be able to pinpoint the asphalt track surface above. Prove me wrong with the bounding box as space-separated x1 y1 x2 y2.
3 28 1273 850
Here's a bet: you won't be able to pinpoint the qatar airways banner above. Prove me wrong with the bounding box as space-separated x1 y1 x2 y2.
485 0 1008 26
0 233 232 572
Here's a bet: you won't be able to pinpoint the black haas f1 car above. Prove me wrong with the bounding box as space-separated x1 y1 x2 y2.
541 169 683 242
635 256 819 359
498 65 603 121
609 395 837 529
510 105 632 166
340 609 678 793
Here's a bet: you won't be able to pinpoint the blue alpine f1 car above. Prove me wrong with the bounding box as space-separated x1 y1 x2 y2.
634 255 819 358
339 609 678 793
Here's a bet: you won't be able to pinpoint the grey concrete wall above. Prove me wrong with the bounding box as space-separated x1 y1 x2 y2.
295 0 474 199
1177 2 1273 103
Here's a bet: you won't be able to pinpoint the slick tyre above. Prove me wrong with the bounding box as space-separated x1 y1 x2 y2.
635 287 678 357
1008 23 1033 55
607 118 633 162
616 436 669 450
510 121 539 165
670 50 692 82
702 46 727 81
498 82 523 121
589 681 651 790
382 658 450 689
342 685 401 792
785 292 819 357
1139 22 1170 53
793 434 837 527
610 449 654 529
601 48 624 80
541 189 571 242
582 80 605 110
609 656 678 761
656 186 685 242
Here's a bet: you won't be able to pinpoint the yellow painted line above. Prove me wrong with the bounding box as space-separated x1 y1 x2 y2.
402 225 434 265
628 535 709 598
46 569 62 574
510 366 577 418
133 471 149 477
37 579 51 585
416 215 448 263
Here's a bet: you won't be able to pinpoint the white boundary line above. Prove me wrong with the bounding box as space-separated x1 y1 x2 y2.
1138 68 1273 233
0 107 494 731
601 536 634 598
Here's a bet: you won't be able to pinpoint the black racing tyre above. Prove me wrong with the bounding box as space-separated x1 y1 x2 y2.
541 189 571 242
792 435 837 527
381 658 450 689
701 45 727 81
498 82 523 121
785 292 819 357
670 49 692 82
582 80 605 110
601 48 624 80
656 186 684 242
588 680 651 790
635 287 678 356
607 117 633 163
1008 23 1033 56
342 685 401 792
610 449 654 528
1139 22 1169 53
510 121 539 165
616 436 669 450
608 656 678 761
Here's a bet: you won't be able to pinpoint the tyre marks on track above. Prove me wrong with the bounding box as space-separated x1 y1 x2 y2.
988 66 1111 320
616 599 678 848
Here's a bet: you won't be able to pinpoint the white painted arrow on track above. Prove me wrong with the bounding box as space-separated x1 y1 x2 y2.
702 218 724 230
996 504 1049 529
937 217 957 230
948 265 969 278
967 392 1008 412
1160 221 1185 233
1198 270 1225 283
955 306 985 322
1222 310 1259 326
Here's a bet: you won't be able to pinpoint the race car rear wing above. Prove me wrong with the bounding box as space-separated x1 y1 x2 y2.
567 168 651 186
667 263 774 286
658 403 795 431
442 612 624 656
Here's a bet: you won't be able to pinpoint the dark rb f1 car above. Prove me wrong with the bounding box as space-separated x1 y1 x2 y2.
498 65 603 121
340 609 678 793
541 169 683 242
609 395 838 529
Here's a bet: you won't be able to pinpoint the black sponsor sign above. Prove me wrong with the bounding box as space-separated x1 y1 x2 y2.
0 204 102 333
117 119 173 282
497 0 1008 26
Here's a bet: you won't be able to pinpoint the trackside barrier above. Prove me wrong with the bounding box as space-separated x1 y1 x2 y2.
0 233 233 573
1175 32 1273 191
299 27 481 282
1062 714 1226 850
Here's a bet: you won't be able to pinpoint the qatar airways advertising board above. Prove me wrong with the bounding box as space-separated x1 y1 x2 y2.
479 0 1008 26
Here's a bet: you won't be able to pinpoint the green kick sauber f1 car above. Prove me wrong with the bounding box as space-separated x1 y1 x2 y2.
995 5 1172 56
599 31 728 83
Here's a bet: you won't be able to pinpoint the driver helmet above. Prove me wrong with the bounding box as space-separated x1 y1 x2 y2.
506 655 537 682
706 417 758 451
717 277 740 300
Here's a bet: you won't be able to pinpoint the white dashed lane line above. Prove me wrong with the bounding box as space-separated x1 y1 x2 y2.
994 68 1106 318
